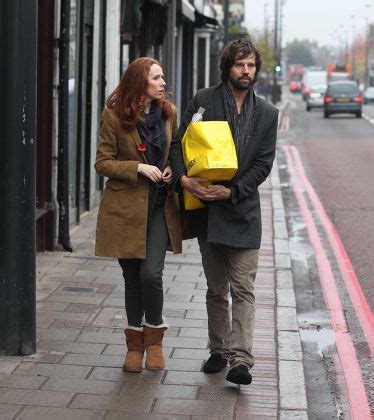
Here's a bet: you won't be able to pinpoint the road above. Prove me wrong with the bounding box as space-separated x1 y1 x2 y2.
276 92 374 418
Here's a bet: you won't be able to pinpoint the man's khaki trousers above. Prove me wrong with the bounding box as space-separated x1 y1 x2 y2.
198 238 259 368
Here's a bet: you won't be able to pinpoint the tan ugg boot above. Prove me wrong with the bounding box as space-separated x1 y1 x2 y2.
123 328 144 373
143 324 168 371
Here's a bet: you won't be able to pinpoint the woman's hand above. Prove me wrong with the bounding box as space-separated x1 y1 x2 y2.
138 163 163 183
162 166 173 184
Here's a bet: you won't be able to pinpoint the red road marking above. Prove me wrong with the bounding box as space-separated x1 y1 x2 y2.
289 144 374 359
283 145 371 420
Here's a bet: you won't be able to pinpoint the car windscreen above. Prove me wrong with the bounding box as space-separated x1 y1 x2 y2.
328 84 359 95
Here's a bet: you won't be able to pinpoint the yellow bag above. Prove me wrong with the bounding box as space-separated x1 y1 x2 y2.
182 121 238 210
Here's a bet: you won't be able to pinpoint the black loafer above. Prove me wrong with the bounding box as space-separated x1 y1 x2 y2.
226 364 252 385
203 353 228 373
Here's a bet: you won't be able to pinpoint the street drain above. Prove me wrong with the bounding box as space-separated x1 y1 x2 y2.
62 286 95 293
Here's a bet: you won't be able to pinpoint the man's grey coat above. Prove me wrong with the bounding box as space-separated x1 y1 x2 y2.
170 83 278 249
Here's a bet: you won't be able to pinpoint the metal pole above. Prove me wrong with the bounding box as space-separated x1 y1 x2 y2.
364 18 369 87
352 24 357 81
57 0 73 252
272 0 279 104
224 0 229 45
166 0 176 92
264 2 269 100
0 0 37 355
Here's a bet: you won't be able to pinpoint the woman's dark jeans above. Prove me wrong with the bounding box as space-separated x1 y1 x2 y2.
118 207 169 327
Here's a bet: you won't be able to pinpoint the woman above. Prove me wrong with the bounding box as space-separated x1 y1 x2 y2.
95 57 182 373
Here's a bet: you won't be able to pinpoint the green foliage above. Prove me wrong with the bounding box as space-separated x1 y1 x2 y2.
256 35 276 74
227 25 250 42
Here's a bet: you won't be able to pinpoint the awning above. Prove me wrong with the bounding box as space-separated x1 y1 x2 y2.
177 0 195 22
194 10 219 27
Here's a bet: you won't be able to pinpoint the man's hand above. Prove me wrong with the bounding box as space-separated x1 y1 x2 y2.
180 175 210 200
180 175 231 201
202 185 231 201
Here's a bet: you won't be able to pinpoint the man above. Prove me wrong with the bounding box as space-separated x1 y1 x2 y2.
170 38 278 385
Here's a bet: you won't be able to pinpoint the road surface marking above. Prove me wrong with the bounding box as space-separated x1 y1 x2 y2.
363 113 374 125
283 145 371 420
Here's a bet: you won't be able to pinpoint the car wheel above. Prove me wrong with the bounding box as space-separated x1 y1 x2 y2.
306 106 311 112
356 111 362 118
324 111 329 118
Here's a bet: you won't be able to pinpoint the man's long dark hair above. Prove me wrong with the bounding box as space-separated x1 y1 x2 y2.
220 38 262 84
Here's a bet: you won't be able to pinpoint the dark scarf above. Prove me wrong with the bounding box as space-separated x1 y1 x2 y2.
223 82 255 165
136 102 167 214
137 101 166 170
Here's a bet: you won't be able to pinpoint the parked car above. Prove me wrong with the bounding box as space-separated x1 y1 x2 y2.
363 86 374 104
306 84 327 111
324 81 362 118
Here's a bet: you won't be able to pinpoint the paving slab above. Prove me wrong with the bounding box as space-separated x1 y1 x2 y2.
15 406 104 420
279 360 308 410
0 404 22 420
153 398 236 417
70 394 153 412
0 373 46 389
14 363 91 379
0 389 74 407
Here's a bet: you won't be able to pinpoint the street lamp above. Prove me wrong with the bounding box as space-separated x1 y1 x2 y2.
351 5 371 87
338 24 349 64
350 20 357 81
271 0 278 104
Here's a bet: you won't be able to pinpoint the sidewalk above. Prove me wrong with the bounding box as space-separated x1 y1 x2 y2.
0 161 308 419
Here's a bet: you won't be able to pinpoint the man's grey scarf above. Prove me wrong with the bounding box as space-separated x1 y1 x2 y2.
223 82 255 165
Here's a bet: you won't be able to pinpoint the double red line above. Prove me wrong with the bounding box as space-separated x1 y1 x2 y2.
282 144 373 419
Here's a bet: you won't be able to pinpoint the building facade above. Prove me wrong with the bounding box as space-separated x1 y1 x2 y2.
35 0 223 252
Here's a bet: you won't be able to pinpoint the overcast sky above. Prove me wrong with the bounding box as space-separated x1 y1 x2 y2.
244 0 374 48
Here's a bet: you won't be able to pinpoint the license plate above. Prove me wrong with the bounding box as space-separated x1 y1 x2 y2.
337 98 350 102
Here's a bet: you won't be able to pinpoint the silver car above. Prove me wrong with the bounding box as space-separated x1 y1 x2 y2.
306 84 327 111
363 86 374 104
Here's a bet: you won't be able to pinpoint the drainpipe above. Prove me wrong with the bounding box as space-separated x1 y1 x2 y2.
57 0 73 252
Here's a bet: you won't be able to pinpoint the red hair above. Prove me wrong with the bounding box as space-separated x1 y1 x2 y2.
106 57 173 131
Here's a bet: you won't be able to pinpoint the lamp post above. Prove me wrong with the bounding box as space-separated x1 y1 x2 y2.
364 4 372 88
224 0 230 45
351 6 371 87
351 22 357 81
272 0 279 104
338 24 349 64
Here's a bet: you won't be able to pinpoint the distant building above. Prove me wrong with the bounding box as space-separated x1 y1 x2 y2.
229 0 244 25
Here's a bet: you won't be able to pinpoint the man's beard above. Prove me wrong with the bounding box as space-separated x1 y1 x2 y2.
229 76 254 91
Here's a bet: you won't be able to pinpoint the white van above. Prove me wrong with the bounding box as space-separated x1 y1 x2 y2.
302 70 327 100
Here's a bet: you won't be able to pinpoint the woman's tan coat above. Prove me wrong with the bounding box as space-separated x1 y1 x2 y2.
95 107 182 259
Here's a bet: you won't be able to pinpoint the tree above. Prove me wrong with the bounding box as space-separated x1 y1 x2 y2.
286 39 315 66
256 35 276 74
227 25 249 42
